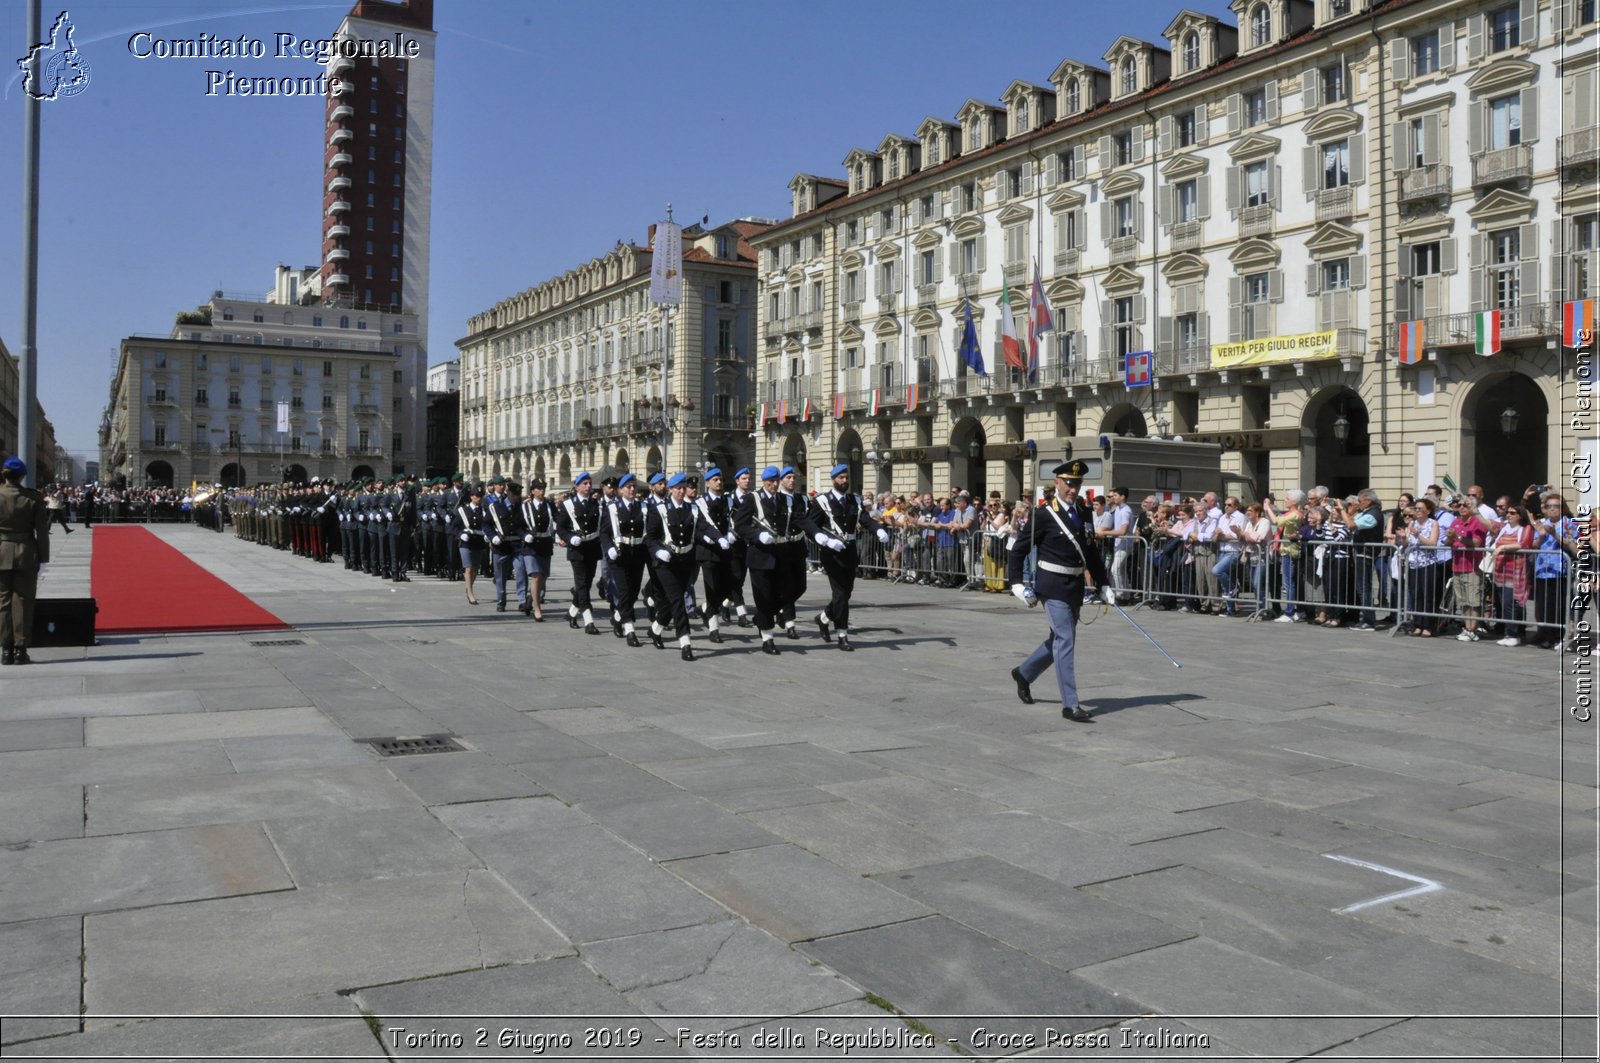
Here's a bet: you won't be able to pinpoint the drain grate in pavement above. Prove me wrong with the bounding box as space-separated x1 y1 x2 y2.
363 734 466 757
250 638 306 646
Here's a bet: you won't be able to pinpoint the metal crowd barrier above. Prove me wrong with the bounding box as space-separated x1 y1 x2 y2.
844 514 1589 647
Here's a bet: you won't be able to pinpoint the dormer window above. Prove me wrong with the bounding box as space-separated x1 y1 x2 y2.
1251 3 1272 47
966 121 981 151
1121 56 1137 96
1330 0 1351 15
889 152 900 180
1183 31 1201 70
1066 79 1080 113
927 138 940 166
1016 97 1030 133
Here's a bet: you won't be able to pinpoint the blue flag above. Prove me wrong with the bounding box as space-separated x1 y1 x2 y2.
959 299 986 377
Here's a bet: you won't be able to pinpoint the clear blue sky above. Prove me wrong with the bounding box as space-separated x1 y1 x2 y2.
0 0 1236 460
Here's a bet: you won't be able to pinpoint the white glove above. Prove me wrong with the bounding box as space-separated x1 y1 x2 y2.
459 532 470 542
718 536 732 550
827 537 846 552
1011 583 1034 606
758 531 775 545
569 536 581 547
876 529 889 544
1101 585 1116 605
524 534 534 544
491 535 503 546
655 549 671 563
607 547 618 561
814 532 830 547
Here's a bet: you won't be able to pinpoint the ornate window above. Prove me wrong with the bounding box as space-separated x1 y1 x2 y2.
1251 3 1272 46
1183 32 1201 70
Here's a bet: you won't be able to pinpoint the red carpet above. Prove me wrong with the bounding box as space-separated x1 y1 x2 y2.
91 526 291 635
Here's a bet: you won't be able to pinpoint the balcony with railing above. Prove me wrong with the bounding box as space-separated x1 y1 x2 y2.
1471 144 1533 187
329 152 353 168
140 439 182 452
1156 338 1211 376
843 299 864 320
1169 221 1203 253
330 103 353 121
329 128 353 145
1238 205 1274 238
327 200 350 216
326 223 350 238
1053 248 1081 274
325 248 349 263
762 318 784 338
702 411 754 432
915 284 939 309
761 376 814 404
328 273 350 286
1313 185 1355 221
944 367 1030 400
632 346 664 368
1385 300 1560 350
353 404 379 415
1003 261 1029 285
1108 237 1139 265
328 176 351 193
800 309 823 330
1561 128 1600 168
1398 164 1452 203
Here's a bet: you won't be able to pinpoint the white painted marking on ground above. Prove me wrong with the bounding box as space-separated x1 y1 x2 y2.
1324 853 1444 913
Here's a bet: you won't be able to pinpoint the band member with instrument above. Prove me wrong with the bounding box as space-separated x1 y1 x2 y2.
1009 460 1113 721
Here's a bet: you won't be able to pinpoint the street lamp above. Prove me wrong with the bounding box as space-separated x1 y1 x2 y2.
1332 406 1350 443
794 443 806 467
850 447 863 463
1500 405 1519 436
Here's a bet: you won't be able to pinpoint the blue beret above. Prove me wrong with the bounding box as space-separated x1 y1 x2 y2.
829 463 850 478
760 465 780 481
617 473 635 489
704 467 723 480
1 456 24 476
734 467 751 479
649 472 666 485
666 472 688 488
781 465 796 478
573 471 591 485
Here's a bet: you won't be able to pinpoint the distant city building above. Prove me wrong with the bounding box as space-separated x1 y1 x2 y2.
0 336 55 481
103 273 420 487
456 219 773 484
426 357 459 476
83 460 99 484
750 0 1597 502
101 0 437 488
426 358 459 393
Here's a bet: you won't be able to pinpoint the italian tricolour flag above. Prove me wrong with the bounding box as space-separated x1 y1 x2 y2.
999 279 1024 372
1473 310 1501 357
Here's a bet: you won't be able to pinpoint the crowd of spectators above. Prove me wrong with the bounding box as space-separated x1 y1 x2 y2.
849 480 1593 653
36 485 202 525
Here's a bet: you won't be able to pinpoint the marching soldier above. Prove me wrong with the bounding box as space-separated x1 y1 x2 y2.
692 467 737 644
555 471 604 633
391 474 416 581
515 477 556 618
775 466 812 638
734 465 811 655
1008 459 1114 722
449 483 490 605
809 462 891 651
481 477 519 609
339 484 359 568
724 468 754 627
645 472 702 661
601 473 651 646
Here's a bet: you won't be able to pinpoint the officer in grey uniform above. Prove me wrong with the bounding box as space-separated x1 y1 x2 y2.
1008 459 1114 722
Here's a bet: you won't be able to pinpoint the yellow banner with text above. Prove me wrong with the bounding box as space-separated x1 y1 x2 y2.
1211 330 1340 369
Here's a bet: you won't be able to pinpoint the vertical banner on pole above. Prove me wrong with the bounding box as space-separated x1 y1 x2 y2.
276 401 290 433
650 219 683 306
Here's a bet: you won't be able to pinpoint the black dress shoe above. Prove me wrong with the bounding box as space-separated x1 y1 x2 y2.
1062 706 1093 722
651 631 665 649
568 613 580 629
817 617 832 643
736 615 752 628
786 625 799 640
837 637 853 652
709 629 724 644
584 622 600 635
1 648 12 666
612 619 624 638
626 632 641 647
761 640 780 655
496 602 507 612
681 646 695 662
12 648 30 666
521 603 532 615
1010 667 1034 705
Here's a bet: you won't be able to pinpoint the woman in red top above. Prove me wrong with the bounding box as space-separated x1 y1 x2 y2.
1490 503 1534 646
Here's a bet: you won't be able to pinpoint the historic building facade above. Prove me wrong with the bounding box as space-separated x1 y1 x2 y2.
456 220 772 485
104 270 421 487
750 0 1597 502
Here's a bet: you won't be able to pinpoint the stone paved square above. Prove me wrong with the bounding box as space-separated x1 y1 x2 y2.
1 523 1591 1059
